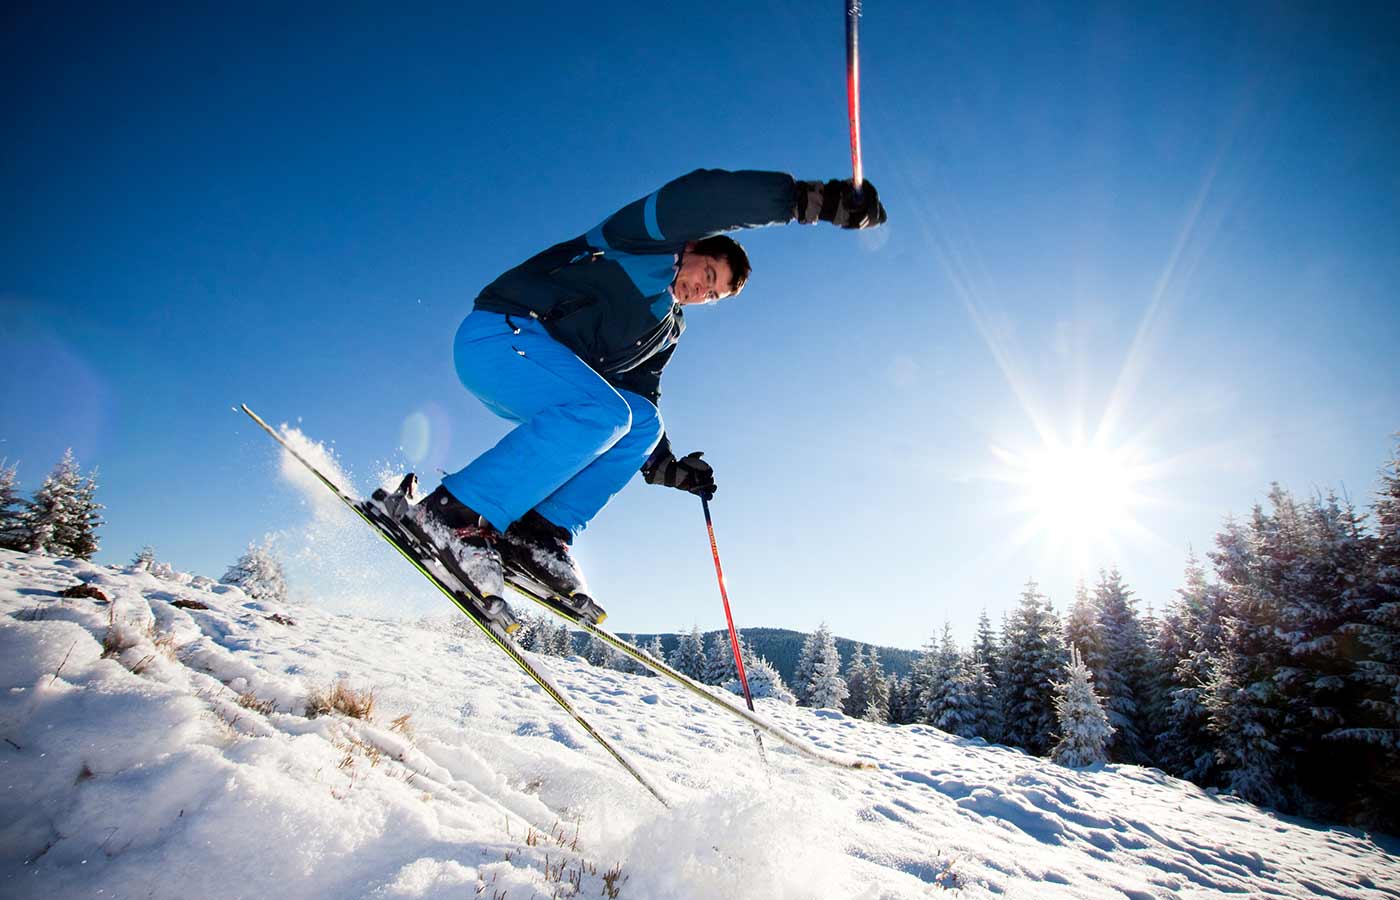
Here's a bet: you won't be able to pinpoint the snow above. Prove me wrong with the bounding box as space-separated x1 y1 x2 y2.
3 551 1398 900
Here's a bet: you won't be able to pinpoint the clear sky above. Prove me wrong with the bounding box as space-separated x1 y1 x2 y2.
4 2 1398 649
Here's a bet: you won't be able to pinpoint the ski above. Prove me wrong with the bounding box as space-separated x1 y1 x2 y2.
237 404 669 808
503 569 874 771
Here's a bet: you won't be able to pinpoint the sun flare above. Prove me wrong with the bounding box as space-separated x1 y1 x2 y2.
991 436 1154 572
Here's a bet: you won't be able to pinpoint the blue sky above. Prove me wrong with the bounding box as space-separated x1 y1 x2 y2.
4 2 1398 649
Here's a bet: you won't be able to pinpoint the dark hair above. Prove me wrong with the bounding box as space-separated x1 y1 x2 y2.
691 234 751 295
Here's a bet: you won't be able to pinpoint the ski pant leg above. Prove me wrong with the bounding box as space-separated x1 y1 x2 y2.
534 389 664 537
441 311 632 532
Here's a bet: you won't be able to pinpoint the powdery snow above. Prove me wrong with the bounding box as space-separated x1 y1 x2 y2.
2 551 1397 900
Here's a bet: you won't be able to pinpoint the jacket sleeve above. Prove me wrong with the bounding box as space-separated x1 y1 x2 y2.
590 169 798 253
609 342 676 405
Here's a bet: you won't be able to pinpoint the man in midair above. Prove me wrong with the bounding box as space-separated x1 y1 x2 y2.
401 168 886 624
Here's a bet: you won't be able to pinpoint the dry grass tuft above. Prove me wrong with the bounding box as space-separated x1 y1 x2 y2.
306 680 376 721
237 691 277 716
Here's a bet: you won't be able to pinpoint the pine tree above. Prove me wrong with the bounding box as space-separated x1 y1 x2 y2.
862 648 890 725
670 626 709 681
220 541 289 604
0 460 27 551
131 545 158 571
1157 551 1228 782
886 675 914 725
806 625 848 711
1092 568 1152 763
844 646 870 718
1333 436 1400 827
907 632 940 724
643 635 668 670
1052 647 1114 767
583 632 611 667
926 624 979 737
515 613 547 652
25 449 86 556
971 609 1004 741
66 467 103 560
1001 579 1067 756
1064 581 1101 666
704 632 736 685
727 652 795 704
1204 505 1299 810
549 622 575 657
793 628 822 706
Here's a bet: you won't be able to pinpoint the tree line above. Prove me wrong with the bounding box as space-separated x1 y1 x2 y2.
0 450 103 558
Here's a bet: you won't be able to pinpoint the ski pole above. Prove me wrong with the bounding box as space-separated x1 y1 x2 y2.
700 495 768 765
846 0 864 198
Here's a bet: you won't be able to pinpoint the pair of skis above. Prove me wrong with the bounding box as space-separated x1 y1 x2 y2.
239 405 868 808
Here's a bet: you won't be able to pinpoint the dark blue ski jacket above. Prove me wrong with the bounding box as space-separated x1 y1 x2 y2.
473 169 800 403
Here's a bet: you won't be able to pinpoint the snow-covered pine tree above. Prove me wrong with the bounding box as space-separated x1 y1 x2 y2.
1092 568 1152 763
1001 579 1068 756
131 545 158 571
0 460 27 551
1051 646 1114 767
1156 551 1227 783
549 622 575 657
806 626 848 711
670 626 708 681
844 646 870 718
220 541 289 604
68 467 103 560
1330 436 1400 828
1204 506 1298 810
24 449 86 556
1064 582 1102 673
703 632 736 685
793 627 822 706
970 608 1004 741
642 635 668 670
514 613 547 652
582 632 611 667
925 623 979 737
886 675 913 725
1289 492 1386 818
862 647 890 724
907 632 940 724
726 651 795 704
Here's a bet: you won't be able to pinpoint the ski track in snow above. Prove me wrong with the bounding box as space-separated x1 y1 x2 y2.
2 551 1397 900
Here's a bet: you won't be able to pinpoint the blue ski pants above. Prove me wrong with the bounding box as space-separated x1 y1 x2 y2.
441 310 664 537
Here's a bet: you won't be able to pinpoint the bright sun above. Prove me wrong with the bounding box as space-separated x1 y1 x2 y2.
991 437 1152 571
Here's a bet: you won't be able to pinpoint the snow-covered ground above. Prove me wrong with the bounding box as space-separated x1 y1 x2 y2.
2 551 1397 900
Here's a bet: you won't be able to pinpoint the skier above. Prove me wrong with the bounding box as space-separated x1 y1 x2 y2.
406 168 885 621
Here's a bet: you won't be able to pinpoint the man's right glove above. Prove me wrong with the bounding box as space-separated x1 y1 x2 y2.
795 178 888 229
641 440 717 498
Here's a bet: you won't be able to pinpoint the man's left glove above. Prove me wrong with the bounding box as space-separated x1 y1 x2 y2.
795 178 888 229
642 440 717 498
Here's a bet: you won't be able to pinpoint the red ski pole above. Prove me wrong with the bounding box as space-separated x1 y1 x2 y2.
701 495 768 763
846 0 864 198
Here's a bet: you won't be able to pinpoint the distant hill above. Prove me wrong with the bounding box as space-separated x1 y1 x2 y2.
608 626 919 687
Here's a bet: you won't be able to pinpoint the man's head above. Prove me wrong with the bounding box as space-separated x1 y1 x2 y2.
670 235 751 306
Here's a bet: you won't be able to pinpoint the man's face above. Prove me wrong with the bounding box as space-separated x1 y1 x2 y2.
670 243 735 306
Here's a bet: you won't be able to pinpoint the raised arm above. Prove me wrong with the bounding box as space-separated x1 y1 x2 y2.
588 169 799 253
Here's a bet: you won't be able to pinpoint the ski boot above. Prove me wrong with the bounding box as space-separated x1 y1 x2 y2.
498 509 607 625
364 476 517 633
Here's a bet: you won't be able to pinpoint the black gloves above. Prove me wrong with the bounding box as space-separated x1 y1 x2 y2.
795 178 887 229
642 439 716 499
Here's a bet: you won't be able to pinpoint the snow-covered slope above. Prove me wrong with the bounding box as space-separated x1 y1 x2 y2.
2 551 1396 900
